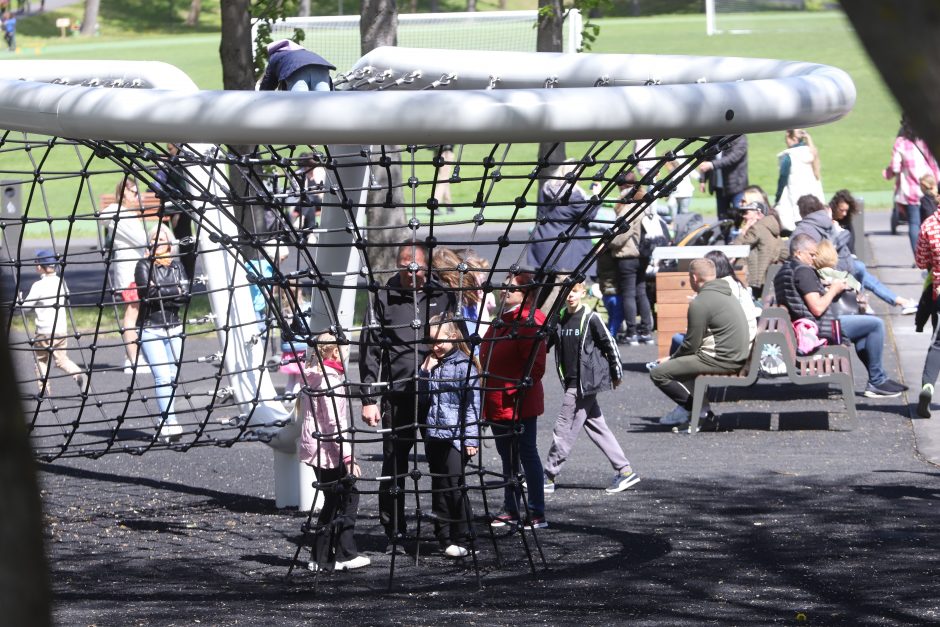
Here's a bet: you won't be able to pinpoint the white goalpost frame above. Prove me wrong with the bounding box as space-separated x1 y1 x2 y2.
0 49 856 508
254 10 584 70
706 0 717 36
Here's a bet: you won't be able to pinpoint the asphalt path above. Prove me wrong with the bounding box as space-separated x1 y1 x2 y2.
32 216 940 626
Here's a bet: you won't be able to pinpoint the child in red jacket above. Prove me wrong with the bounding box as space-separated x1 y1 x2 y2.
479 271 549 529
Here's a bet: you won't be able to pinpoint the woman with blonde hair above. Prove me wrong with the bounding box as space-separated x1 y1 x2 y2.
775 129 825 233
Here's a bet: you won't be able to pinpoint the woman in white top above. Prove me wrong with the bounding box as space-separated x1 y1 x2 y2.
98 176 151 373
774 129 825 233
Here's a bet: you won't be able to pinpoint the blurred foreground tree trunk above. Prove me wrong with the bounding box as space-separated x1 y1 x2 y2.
0 328 50 627
842 1 940 161
360 0 406 280
185 0 202 26
80 0 99 35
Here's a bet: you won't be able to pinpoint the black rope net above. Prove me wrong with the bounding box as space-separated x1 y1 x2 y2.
0 127 734 583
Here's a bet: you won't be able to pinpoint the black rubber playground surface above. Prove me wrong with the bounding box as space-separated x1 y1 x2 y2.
38 338 940 626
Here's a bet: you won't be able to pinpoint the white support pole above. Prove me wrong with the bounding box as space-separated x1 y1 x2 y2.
186 145 292 430
565 8 583 53
271 145 371 510
705 0 717 36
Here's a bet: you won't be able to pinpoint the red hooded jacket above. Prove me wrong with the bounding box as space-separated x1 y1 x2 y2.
479 305 547 422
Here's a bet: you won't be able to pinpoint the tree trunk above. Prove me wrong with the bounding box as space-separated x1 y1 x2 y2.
299 0 310 17
537 0 563 53
360 0 398 54
79 0 100 36
360 1 404 279
537 0 566 184
499 0 507 8
219 0 261 251
220 0 255 92
185 0 202 27
467 0 476 11
0 330 51 627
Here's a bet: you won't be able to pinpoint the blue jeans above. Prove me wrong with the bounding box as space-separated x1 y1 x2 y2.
670 333 685 356
287 66 331 92
906 203 922 253
603 294 623 337
838 314 888 385
851 259 898 306
491 417 544 519
140 326 183 424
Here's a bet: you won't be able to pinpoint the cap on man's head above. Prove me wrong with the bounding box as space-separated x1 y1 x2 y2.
35 249 57 267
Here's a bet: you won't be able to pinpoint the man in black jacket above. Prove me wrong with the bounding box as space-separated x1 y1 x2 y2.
699 135 749 238
359 242 457 552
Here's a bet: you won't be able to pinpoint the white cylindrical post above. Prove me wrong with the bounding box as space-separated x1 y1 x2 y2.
705 0 717 36
274 449 301 508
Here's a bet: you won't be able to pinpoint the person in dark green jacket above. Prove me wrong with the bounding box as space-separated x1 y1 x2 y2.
652 258 749 427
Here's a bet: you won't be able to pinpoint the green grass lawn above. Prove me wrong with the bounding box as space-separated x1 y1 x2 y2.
1 7 901 239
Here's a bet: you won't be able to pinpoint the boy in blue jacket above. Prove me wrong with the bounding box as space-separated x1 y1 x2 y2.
544 282 640 494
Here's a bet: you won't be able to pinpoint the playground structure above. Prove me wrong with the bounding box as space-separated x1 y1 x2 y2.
0 47 854 582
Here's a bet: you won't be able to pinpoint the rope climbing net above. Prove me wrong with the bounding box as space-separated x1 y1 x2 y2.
0 48 854 583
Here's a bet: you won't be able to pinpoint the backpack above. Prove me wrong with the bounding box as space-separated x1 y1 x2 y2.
639 211 671 258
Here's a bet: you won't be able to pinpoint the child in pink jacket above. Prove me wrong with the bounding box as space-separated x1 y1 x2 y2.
299 333 369 572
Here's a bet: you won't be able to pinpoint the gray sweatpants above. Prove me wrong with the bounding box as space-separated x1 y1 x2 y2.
544 387 631 478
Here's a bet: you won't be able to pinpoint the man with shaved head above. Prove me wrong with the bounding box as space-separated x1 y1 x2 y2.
651 257 749 429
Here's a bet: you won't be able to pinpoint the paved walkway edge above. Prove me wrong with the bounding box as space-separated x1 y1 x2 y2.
866 209 940 466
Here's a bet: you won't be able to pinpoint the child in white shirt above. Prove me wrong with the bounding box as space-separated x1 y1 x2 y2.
21 249 85 393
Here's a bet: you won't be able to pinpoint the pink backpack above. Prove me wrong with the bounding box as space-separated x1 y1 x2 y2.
793 318 828 355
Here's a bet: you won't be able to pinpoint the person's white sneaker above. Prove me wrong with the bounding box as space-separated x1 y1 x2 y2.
159 423 183 443
444 545 474 558
335 555 371 571
659 405 691 426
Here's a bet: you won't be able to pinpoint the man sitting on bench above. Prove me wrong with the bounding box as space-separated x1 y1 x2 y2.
774 233 907 398
653 258 750 428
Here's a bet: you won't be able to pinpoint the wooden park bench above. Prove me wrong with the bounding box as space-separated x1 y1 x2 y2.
688 306 857 433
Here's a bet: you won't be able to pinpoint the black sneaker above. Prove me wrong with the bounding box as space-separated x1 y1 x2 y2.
637 334 655 345
384 533 408 555
918 383 933 418
863 379 908 398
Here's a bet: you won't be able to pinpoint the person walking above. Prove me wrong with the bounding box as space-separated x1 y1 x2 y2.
135 228 190 442
914 206 940 417
542 281 640 495
884 115 940 253
774 129 825 233
21 249 85 394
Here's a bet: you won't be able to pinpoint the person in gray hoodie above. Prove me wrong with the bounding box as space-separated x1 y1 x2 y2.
791 195 917 311
652 258 749 427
